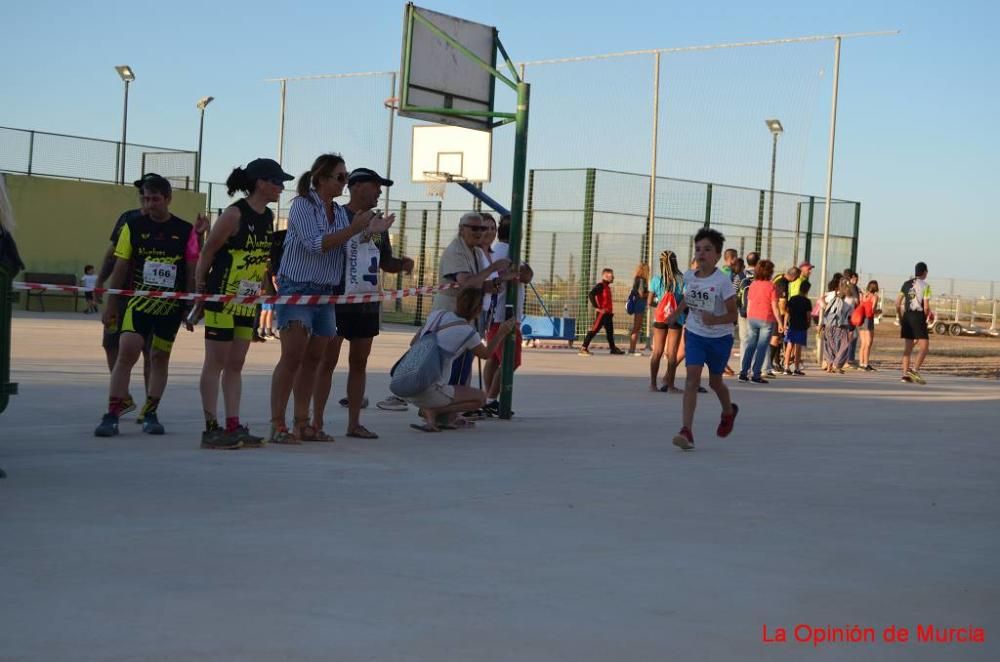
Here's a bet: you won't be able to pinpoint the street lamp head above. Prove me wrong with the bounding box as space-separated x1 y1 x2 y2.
196 96 215 110
115 65 135 82
765 118 783 135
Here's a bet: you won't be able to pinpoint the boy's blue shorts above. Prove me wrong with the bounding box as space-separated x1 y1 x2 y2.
684 330 734 375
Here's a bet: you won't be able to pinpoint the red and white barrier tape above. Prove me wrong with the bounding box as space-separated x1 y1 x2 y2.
13 281 459 305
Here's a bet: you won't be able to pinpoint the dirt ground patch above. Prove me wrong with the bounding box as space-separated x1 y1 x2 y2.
867 323 1000 379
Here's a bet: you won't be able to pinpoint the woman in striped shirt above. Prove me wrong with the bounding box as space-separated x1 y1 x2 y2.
268 153 389 444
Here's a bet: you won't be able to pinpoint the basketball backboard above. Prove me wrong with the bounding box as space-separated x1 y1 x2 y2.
398 3 497 132
411 125 491 183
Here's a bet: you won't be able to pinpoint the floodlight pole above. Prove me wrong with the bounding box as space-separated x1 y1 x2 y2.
767 130 778 257
816 36 842 363
384 72 397 215
645 52 661 348
499 81 530 420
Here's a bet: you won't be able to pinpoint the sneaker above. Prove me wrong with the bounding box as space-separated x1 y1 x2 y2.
609 348 626 355
231 425 265 448
672 427 695 451
907 370 926 385
793 370 806 376
201 428 242 450
94 413 119 437
737 373 749 383
483 400 502 417
783 370 794 376
901 374 913 383
339 396 369 408
142 412 165 435
863 365 877 372
766 370 778 378
376 395 409 411
717 403 739 438
751 376 769 384
578 348 592 356
631 351 645 357
120 396 137 418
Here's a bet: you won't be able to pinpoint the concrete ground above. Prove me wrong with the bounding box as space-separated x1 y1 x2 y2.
2 311 998 661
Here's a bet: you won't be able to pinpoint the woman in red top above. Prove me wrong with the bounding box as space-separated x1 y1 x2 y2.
738 260 784 383
858 280 880 371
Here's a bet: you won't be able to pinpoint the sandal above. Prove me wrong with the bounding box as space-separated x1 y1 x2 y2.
346 426 378 439
309 428 336 443
268 423 301 445
410 423 440 433
293 418 317 442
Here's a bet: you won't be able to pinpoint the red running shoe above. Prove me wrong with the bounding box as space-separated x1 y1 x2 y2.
717 403 739 438
672 427 695 451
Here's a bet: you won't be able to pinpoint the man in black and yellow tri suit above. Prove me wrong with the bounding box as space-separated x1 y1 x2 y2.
95 175 199 437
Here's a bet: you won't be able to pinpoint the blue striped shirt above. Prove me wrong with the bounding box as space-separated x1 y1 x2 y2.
279 190 349 286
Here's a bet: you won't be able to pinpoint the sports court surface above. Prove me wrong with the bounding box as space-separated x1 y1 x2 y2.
1 312 997 660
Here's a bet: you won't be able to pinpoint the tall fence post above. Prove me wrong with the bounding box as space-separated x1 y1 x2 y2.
549 233 557 299
592 234 601 285
27 131 35 176
703 183 713 228
755 190 765 254
579 168 596 327
414 210 428 325
395 201 407 313
114 142 121 183
804 196 815 264
793 201 803 265
850 202 861 271
433 201 442 278
525 169 535 263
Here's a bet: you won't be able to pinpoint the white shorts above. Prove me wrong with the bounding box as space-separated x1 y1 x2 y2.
406 383 456 409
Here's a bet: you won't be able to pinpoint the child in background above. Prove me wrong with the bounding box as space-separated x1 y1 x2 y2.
664 229 739 451
81 264 98 313
782 280 812 375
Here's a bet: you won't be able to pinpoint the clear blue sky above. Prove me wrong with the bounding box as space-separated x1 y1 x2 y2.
2 0 996 280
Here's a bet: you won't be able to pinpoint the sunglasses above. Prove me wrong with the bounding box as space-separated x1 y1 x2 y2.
462 225 488 232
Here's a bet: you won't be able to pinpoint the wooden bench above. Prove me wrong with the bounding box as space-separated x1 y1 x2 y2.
23 272 80 312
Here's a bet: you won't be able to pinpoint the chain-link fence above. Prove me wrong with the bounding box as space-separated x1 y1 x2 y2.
376 168 859 340
0 126 196 189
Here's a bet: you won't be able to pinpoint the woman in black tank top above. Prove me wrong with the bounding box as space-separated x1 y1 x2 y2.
193 158 291 450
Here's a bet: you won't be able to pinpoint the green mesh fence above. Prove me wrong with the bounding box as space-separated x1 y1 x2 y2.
378 168 859 342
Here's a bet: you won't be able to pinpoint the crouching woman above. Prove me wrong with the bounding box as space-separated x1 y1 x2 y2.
407 288 516 432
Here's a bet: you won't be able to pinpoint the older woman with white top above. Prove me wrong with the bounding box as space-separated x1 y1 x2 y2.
432 212 512 388
268 153 389 444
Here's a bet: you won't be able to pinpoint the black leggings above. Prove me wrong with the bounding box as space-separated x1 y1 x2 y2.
583 312 618 350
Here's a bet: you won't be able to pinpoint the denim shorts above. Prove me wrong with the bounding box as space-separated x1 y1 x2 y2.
684 330 734 375
275 276 337 337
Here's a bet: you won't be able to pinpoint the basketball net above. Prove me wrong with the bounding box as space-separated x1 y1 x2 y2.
425 181 446 198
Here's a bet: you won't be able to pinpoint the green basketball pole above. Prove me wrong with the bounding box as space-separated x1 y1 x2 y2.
499 81 530 420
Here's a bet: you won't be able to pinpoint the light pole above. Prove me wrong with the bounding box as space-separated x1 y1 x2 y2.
115 65 135 185
195 96 214 191
765 118 783 258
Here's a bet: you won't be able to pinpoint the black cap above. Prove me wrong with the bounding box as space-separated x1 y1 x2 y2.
245 158 294 183
133 172 171 195
133 172 167 189
348 168 393 187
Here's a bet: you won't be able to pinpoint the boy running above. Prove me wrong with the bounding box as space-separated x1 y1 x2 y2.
664 229 738 450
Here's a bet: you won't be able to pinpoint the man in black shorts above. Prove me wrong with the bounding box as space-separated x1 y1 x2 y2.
309 168 407 439
896 261 934 384
96 174 208 420
95 175 199 437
